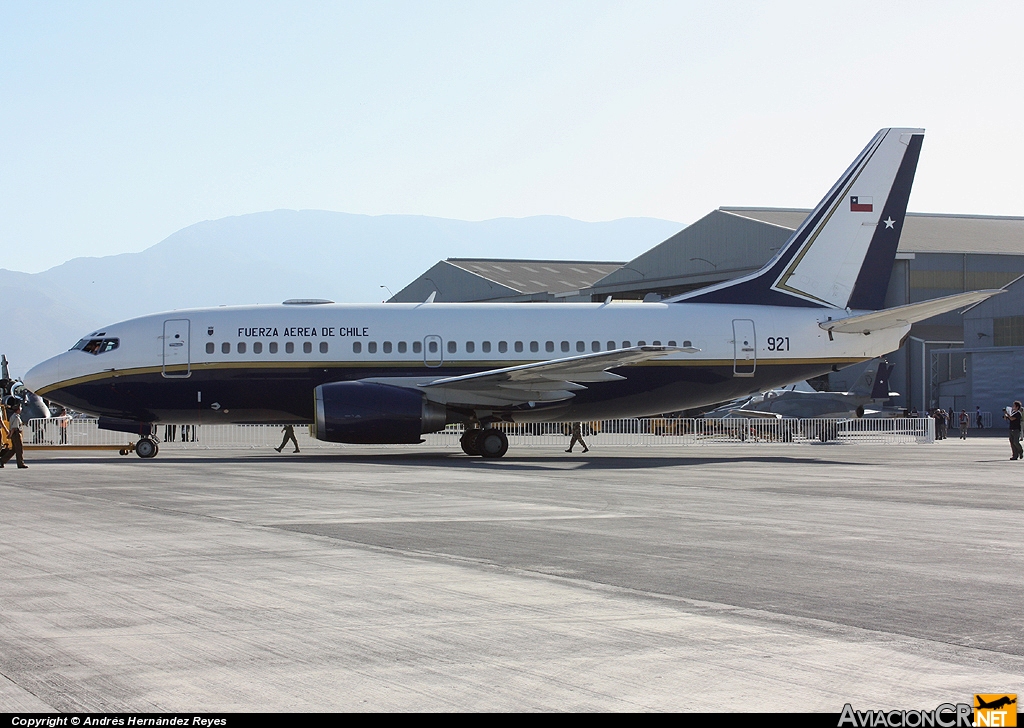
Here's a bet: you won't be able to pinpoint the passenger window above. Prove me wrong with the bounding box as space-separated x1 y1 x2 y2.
286 342 295 354
221 342 230 354
383 341 392 353
561 341 570 353
447 341 457 354
414 341 423 354
353 342 361 353
592 341 600 352
668 340 677 347
514 341 523 353
607 341 615 350
499 341 508 353
206 342 214 354
269 342 279 354
253 342 262 354
622 341 631 348
576 341 585 352
320 342 328 354
466 341 475 353
545 341 554 353
653 340 661 346
482 341 491 353
398 341 407 353
638 340 646 346
238 342 247 354
367 342 376 354
428 341 437 353
683 340 692 347
304 342 313 354
530 341 539 353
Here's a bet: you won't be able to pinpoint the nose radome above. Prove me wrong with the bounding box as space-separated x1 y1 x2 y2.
22 354 61 395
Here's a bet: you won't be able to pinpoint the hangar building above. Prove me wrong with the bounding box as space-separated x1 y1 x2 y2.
389 258 624 303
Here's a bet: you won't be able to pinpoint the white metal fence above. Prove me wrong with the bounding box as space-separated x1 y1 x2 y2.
22 416 935 450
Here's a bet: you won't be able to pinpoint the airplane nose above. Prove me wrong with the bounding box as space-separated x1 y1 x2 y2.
23 354 62 395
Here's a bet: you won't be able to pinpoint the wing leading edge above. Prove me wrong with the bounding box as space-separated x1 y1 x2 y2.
365 346 697 407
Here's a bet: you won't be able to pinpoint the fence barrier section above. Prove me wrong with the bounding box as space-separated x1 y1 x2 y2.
22 416 936 451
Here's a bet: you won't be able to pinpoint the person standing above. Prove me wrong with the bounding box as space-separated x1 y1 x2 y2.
565 421 589 453
1003 401 1022 460
976 405 984 429
58 408 71 445
276 425 300 453
0 403 29 468
959 410 969 440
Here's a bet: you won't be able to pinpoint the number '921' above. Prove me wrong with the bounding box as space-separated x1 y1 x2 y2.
767 337 790 351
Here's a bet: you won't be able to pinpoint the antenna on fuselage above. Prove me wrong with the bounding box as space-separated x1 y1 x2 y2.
424 291 437 304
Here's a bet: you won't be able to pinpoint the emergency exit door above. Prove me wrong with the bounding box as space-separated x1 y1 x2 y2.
732 319 756 377
163 319 191 378
423 335 443 368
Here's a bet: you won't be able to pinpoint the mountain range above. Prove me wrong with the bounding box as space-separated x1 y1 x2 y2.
0 210 683 376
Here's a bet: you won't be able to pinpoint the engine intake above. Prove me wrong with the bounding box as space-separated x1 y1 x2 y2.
314 381 447 444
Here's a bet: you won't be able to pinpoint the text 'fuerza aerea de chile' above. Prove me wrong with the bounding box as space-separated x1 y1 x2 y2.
238 326 368 338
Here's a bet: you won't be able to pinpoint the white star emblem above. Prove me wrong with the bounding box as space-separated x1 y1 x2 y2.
883 217 895 229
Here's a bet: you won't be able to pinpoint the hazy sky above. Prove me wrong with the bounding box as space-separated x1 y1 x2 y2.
2 1 1022 273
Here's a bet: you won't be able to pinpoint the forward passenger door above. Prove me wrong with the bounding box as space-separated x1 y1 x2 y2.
162 319 191 378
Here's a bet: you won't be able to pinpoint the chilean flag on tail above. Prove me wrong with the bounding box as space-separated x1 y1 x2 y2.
850 195 873 212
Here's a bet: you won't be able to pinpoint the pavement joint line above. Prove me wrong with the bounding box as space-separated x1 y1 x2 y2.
0 670 51 709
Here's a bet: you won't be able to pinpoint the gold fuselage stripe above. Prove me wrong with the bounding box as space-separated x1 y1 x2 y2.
36 357 864 396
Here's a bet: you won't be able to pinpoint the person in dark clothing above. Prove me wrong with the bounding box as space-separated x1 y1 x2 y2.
565 422 589 453
276 425 300 453
976 405 984 429
1 403 28 468
1004 401 1022 460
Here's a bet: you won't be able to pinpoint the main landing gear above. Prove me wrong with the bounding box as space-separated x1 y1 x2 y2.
460 427 509 459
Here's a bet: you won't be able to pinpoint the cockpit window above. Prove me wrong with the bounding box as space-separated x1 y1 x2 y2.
72 338 119 355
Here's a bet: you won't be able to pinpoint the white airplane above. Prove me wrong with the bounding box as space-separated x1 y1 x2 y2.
24 128 1000 458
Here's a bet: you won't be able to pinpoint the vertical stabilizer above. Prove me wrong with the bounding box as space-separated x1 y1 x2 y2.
667 128 924 310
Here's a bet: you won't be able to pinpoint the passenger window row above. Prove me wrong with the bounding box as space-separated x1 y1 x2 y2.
207 339 693 356
206 341 329 355
351 339 692 354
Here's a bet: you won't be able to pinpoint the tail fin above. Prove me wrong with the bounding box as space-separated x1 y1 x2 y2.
848 359 894 398
870 361 894 399
667 128 924 310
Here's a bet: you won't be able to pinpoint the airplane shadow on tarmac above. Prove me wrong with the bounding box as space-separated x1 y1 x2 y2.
23 451 852 470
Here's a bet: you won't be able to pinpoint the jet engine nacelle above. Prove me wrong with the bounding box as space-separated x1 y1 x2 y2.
314 381 447 444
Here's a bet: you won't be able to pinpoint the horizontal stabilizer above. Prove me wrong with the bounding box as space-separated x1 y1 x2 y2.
820 290 1003 335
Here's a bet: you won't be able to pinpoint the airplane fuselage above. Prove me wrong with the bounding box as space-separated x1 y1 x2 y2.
27 301 907 425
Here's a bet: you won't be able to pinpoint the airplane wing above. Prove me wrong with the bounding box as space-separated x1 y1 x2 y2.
727 409 783 420
820 289 1003 335
413 346 697 407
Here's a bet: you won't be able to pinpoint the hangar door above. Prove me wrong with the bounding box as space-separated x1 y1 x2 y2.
163 319 191 378
732 319 756 377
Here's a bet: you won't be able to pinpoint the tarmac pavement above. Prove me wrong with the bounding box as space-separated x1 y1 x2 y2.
1 438 1022 711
